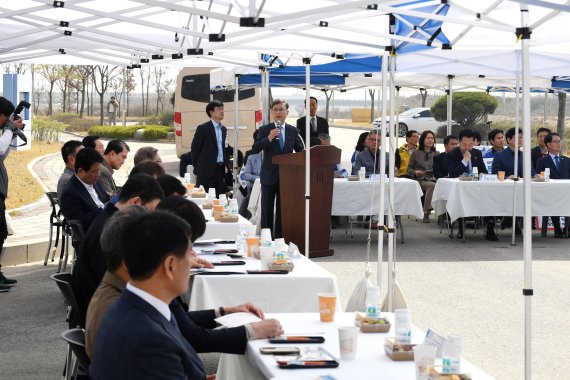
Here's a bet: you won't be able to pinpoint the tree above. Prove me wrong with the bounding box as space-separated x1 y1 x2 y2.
431 92 498 129
92 65 119 125
321 89 333 120
55 65 75 113
69 66 93 118
36 65 61 116
368 89 375 122
557 92 566 139
419 88 428 107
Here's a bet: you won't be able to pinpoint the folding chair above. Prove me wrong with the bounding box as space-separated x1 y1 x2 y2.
66 220 85 271
60 329 90 380
44 192 69 266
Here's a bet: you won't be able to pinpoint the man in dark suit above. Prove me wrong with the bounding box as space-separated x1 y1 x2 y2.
492 127 533 178
90 212 206 379
72 174 165 328
530 127 551 171
191 100 228 197
296 96 329 147
446 129 498 241
536 133 569 237
252 99 304 238
434 135 457 179
60 148 110 231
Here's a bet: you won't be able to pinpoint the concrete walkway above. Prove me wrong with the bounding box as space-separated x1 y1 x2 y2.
2 136 179 266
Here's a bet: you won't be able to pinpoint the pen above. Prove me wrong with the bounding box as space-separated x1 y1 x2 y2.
277 361 330 366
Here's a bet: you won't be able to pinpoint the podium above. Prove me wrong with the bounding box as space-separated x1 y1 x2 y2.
273 145 341 258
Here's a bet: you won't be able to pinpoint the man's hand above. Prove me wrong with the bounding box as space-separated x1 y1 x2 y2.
462 149 471 163
5 118 24 131
224 303 265 319
191 257 215 269
268 127 280 141
251 319 283 339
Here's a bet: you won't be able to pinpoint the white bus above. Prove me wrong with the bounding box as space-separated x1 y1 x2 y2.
174 67 262 158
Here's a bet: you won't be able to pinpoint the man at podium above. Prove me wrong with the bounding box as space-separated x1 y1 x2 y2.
252 99 304 238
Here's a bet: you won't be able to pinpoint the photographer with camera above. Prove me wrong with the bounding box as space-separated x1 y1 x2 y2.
0 97 25 291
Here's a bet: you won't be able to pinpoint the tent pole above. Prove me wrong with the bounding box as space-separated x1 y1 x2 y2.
377 54 388 290
512 61 521 247
304 58 311 259
520 4 533 380
331 90 335 123
233 74 240 197
543 91 548 128
387 52 396 312
447 75 454 135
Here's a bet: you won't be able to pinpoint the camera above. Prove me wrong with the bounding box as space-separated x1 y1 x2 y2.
8 100 30 144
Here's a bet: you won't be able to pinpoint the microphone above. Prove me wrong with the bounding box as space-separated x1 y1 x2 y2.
274 120 281 141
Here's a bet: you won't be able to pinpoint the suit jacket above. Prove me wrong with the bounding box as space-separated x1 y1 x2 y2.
530 145 547 171
190 120 227 179
251 122 304 186
434 152 452 179
536 154 570 179
72 202 118 328
446 147 488 178
98 160 117 195
491 147 533 178
90 289 206 380
60 175 110 232
296 115 329 147
351 149 395 177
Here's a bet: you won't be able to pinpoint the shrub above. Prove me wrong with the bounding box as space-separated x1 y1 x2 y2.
141 126 170 140
140 112 174 126
50 112 101 132
432 93 498 129
32 118 66 143
88 126 141 139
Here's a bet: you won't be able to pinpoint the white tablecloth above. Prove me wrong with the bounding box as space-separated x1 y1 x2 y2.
247 177 425 229
432 178 570 221
217 312 492 380
197 208 251 241
188 255 341 313
332 178 424 218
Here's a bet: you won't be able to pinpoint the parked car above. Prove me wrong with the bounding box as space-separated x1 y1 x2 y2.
373 107 451 137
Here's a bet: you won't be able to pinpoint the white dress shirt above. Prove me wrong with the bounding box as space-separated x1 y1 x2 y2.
126 282 172 322
77 175 105 208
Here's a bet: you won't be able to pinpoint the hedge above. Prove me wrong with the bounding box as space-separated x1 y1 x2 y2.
88 125 171 140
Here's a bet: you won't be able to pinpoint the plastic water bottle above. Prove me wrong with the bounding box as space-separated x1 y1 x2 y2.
274 238 287 260
442 334 462 374
394 309 412 343
236 224 247 254
229 199 238 215
472 167 479 181
365 286 381 318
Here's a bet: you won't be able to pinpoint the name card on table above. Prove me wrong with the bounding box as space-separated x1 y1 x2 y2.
479 174 498 182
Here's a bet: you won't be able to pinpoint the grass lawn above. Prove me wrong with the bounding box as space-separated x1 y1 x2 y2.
5 142 61 210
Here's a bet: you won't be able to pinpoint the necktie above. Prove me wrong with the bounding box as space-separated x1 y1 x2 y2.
311 117 316 132
555 155 560 170
170 315 180 331
279 126 285 150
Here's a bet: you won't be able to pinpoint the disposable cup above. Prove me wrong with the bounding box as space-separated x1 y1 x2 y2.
186 183 195 192
213 205 224 221
244 224 257 237
338 326 359 360
318 293 337 322
259 246 274 269
207 188 216 199
414 345 437 380
498 171 505 181
212 199 221 206
246 236 261 258
219 194 227 205
260 228 272 246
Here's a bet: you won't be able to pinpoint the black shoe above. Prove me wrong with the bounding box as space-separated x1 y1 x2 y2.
456 232 464 240
0 271 17 285
486 224 499 241
0 283 11 291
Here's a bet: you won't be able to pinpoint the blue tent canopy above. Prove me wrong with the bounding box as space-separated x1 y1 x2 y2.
239 73 345 87
266 55 382 75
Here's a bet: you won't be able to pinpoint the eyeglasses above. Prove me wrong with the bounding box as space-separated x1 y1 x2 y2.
550 140 562 144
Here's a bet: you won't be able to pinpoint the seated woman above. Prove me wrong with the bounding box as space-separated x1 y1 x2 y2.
351 131 369 165
407 130 439 223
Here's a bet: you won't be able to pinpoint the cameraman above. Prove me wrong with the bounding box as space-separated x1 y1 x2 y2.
0 97 24 290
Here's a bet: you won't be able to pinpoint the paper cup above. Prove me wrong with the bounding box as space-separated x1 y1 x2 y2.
338 326 359 360
318 293 337 322
498 171 505 181
186 183 195 192
213 205 224 221
219 194 227 205
259 246 274 269
212 199 221 206
414 345 437 380
207 188 216 199
260 228 272 246
246 236 261 258
244 224 257 237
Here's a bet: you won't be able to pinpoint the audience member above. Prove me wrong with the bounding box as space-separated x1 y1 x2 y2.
252 99 304 238
179 150 192 178
407 131 439 223
352 130 398 177
434 135 457 179
82 135 104 156
473 131 482 146
492 128 531 178
531 127 551 171
296 96 329 147
56 140 83 199
130 160 165 178
396 130 419 177
536 133 569 237
483 129 504 158
71 174 164 327
60 148 110 231
99 139 130 195
224 144 244 189
158 174 187 197
133 146 163 166
351 132 369 165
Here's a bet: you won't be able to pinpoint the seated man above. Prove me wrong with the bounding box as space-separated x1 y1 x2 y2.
72 174 165 327
536 133 570 237
492 127 532 178
158 174 187 197
82 135 105 156
89 211 283 379
530 127 551 171
446 129 497 241
60 148 110 231
133 146 163 167
482 129 504 159
395 130 419 177
56 140 83 200
352 130 399 177
434 135 458 179
99 139 130 195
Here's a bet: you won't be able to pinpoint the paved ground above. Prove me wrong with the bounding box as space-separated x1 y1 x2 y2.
1 128 569 379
